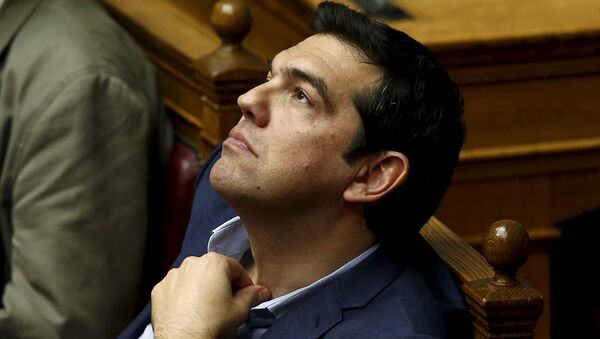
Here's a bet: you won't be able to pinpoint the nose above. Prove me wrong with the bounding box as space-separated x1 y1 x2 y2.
237 84 270 127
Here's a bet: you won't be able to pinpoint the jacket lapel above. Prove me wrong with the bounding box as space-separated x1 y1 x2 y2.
261 281 343 339
0 0 41 56
262 247 403 338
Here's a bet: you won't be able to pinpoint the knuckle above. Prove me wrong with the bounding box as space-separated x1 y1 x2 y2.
181 255 199 267
203 252 223 265
203 252 221 260
203 252 228 268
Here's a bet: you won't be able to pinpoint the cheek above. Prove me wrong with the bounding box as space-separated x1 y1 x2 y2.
265 113 356 168
288 132 347 173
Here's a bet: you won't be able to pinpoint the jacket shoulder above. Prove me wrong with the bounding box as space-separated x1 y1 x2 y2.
327 242 472 338
4 0 156 109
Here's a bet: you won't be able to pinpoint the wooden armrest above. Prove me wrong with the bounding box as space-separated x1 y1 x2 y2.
421 217 544 338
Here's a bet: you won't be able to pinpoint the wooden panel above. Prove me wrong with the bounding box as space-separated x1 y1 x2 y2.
390 0 600 47
460 74 600 149
438 177 552 237
244 0 310 59
300 0 600 47
104 0 219 61
437 146 600 338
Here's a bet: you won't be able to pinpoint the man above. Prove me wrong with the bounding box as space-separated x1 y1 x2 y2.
0 0 170 338
123 2 469 338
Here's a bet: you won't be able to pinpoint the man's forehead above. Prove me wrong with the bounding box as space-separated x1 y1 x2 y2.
276 36 342 68
272 34 380 85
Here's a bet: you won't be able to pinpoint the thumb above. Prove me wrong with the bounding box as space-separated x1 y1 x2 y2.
231 285 271 321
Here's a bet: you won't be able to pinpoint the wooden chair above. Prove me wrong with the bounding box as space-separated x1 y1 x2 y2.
102 0 544 337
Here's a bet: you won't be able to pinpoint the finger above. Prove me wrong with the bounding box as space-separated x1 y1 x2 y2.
223 256 254 290
231 285 272 322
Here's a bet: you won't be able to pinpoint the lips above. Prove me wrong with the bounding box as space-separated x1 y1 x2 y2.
226 130 257 157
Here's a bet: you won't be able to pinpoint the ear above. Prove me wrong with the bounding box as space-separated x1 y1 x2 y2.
343 151 409 203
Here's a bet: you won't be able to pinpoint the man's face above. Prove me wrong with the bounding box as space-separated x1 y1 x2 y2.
210 34 381 210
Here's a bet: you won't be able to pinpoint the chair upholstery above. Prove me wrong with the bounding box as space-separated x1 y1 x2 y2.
161 140 200 273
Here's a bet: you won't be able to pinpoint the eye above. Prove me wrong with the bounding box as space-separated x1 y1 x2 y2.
293 88 311 105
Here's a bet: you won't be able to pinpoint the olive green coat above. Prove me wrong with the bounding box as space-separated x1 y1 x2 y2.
0 0 169 337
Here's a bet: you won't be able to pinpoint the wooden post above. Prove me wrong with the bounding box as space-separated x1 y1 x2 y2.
102 0 267 161
421 218 544 338
193 0 266 160
464 220 544 338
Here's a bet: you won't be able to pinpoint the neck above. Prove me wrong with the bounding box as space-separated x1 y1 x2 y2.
237 205 375 298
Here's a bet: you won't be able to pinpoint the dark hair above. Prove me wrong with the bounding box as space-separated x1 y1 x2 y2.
311 2 465 248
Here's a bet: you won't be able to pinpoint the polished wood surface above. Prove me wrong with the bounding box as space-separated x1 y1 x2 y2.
422 218 543 338
301 0 600 46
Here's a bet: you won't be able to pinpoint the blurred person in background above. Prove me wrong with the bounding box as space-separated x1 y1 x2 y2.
0 0 171 337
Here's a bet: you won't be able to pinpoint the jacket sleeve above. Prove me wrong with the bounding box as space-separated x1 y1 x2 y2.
0 71 155 339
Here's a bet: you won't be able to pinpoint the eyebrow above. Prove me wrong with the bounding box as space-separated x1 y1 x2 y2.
267 60 335 112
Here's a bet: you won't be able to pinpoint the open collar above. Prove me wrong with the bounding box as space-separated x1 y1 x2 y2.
261 247 403 338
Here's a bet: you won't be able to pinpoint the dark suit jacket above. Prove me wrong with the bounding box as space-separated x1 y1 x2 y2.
119 145 471 338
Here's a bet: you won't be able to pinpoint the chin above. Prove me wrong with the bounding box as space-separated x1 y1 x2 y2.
210 159 245 198
209 159 228 193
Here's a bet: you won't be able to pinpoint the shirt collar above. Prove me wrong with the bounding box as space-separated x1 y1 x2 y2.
257 243 380 318
207 216 248 261
207 216 380 319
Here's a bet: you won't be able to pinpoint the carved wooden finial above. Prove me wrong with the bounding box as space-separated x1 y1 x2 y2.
463 220 543 338
197 0 265 82
482 220 530 286
210 0 252 45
